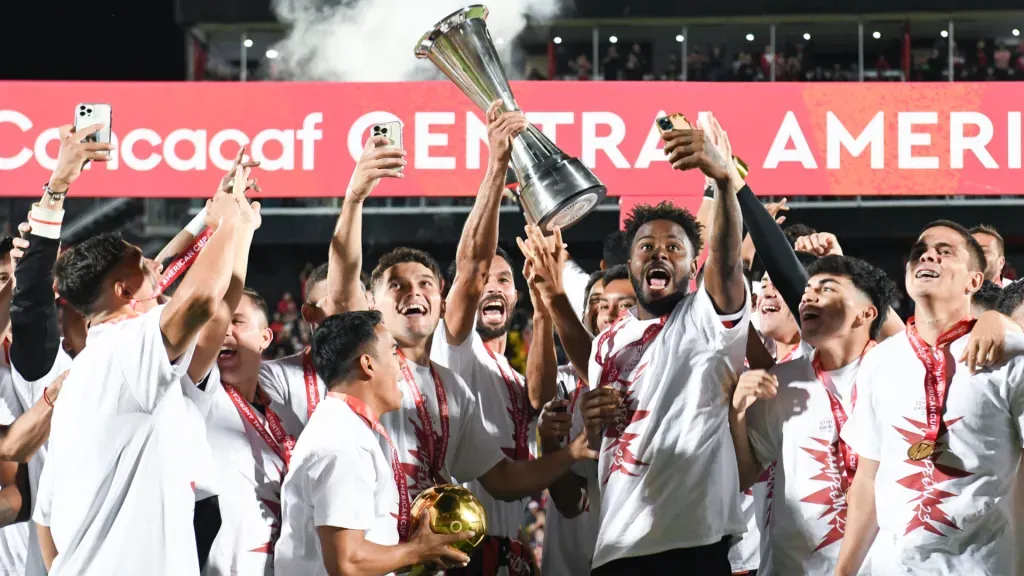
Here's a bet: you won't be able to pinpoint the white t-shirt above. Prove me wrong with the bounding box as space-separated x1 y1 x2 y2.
842 328 1024 575
380 358 504 500
0 367 28 576
198 367 295 576
731 336 812 573
259 349 324 434
38 305 200 576
746 353 875 575
274 395 399 576
587 283 749 568
542 366 599 576
430 322 538 540
12 343 72 576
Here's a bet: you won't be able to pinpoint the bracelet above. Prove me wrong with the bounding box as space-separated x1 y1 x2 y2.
42 183 67 205
43 387 55 408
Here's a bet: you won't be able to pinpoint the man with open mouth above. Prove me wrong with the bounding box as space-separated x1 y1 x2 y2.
583 113 751 575
837 220 1024 576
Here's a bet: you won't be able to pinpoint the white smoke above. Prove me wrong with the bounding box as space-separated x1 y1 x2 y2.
270 0 563 81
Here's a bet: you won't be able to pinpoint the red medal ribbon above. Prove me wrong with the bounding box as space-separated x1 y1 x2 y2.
568 366 588 414
130 227 215 310
483 346 532 461
302 347 320 420
397 351 450 484
810 340 876 492
337 392 411 541
223 383 295 469
905 316 976 448
593 314 668 389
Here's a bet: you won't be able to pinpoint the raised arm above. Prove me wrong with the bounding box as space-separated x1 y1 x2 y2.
159 193 243 361
11 124 111 380
518 226 593 383
188 164 262 383
524 273 558 411
679 114 747 313
0 372 66 463
327 136 405 314
445 101 528 345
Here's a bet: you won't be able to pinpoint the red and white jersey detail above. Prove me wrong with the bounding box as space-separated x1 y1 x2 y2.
842 329 1024 574
430 322 538 540
587 283 750 569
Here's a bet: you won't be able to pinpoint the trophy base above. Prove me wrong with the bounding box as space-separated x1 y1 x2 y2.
518 157 607 233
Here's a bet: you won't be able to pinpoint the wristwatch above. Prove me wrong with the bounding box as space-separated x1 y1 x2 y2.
42 182 67 204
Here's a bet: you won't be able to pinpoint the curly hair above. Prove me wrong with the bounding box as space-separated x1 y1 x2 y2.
622 201 703 257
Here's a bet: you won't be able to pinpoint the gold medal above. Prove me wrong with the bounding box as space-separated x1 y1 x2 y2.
907 440 935 461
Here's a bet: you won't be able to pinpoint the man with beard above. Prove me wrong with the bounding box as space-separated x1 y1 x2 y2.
582 113 749 574
837 221 1024 575
425 101 548 575
730 255 897 575
970 224 1010 287
329 128 596 576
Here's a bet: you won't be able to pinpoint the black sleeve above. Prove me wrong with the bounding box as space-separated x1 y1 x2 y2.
736 185 807 319
193 495 221 570
9 235 61 382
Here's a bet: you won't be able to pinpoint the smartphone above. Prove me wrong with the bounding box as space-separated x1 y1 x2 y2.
372 121 404 171
550 381 570 412
655 113 691 134
74 103 112 145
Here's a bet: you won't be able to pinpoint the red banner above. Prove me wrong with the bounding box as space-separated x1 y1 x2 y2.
0 81 1021 198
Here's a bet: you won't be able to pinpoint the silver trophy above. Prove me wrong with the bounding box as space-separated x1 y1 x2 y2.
416 5 606 232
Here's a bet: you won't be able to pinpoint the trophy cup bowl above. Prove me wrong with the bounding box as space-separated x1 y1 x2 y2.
400 485 487 576
416 5 607 232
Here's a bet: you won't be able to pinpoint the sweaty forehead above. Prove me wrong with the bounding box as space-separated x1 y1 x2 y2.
382 261 437 284
635 219 687 242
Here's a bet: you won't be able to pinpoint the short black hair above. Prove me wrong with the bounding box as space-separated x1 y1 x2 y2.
603 231 628 268
805 255 898 340
969 224 1004 256
919 220 986 273
241 287 269 327
783 224 817 248
371 247 444 292
972 280 1003 314
622 202 703 257
311 311 384 389
54 233 128 316
584 270 605 305
305 263 328 303
446 246 515 289
795 250 820 269
999 280 1024 316
603 264 629 284
0 237 14 260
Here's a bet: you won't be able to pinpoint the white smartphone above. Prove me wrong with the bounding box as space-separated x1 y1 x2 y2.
372 121 404 171
74 103 113 146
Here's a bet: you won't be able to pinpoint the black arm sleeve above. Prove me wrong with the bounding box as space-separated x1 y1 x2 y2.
193 495 221 570
736 185 807 319
9 235 61 382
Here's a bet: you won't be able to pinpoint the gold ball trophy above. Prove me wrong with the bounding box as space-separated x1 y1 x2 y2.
401 485 488 575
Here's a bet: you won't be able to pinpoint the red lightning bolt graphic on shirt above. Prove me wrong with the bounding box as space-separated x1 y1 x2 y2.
892 417 972 536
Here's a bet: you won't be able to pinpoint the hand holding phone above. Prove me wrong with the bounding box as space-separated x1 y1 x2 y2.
48 104 115 191
372 121 404 172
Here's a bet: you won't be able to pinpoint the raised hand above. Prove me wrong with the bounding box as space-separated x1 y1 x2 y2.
347 136 406 202
732 370 778 415
217 146 261 195
794 232 843 256
485 100 528 168
516 225 568 308
231 165 262 231
49 124 115 191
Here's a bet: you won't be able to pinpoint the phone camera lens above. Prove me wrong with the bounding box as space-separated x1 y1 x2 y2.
79 105 86 110
87 109 93 114
658 118 672 130
79 111 86 116
381 128 388 134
